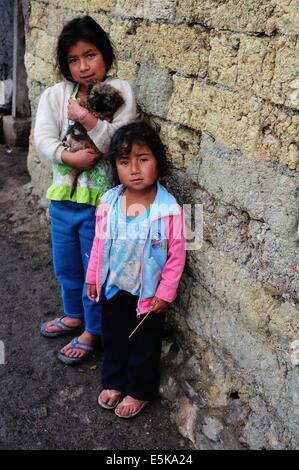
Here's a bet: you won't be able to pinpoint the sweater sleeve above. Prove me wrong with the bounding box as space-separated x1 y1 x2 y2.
85 233 99 285
87 79 136 153
85 204 106 284
155 210 186 303
34 84 66 164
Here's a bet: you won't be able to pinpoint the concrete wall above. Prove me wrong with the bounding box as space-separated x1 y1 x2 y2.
25 1 299 449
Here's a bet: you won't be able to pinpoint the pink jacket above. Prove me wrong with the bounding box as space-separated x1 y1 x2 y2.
86 183 186 315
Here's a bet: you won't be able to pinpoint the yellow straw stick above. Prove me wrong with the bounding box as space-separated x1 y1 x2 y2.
129 311 151 339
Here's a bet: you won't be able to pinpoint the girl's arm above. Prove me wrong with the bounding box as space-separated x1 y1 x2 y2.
61 147 100 169
34 84 66 164
67 98 97 132
86 203 107 286
154 210 186 304
34 84 101 168
85 226 100 286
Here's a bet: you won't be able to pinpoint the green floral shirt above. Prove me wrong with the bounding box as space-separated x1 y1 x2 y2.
47 160 111 206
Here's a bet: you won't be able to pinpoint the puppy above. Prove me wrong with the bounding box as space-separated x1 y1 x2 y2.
63 81 124 196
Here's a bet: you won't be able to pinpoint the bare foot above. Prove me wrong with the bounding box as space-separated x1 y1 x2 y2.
60 331 99 359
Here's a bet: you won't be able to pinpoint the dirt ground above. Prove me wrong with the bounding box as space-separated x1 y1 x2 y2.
0 145 193 451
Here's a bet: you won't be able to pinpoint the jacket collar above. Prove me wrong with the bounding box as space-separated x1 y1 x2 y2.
101 182 180 220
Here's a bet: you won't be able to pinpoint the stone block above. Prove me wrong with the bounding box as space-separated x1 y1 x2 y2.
207 32 299 112
189 242 299 344
29 2 49 30
237 36 299 110
275 0 299 35
202 416 224 442
167 76 299 170
175 0 298 36
135 65 173 117
241 396 286 450
116 0 176 21
114 60 138 86
267 303 299 343
175 0 276 35
51 0 115 12
157 119 201 175
171 395 198 447
35 31 57 65
187 283 286 406
271 38 299 110
24 27 39 57
110 18 137 60
208 33 239 88
111 18 209 76
137 23 209 76
197 133 299 239
27 81 44 118
27 137 52 200
189 182 299 302
115 0 144 18
25 54 59 87
46 7 84 38
3 115 31 147
143 0 176 21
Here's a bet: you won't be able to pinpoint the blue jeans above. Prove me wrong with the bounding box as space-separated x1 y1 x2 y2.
49 200 102 335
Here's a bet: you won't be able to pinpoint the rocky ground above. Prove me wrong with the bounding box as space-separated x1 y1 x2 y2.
0 145 194 451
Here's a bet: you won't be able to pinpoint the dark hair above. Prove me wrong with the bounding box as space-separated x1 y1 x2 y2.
108 121 169 185
57 16 115 82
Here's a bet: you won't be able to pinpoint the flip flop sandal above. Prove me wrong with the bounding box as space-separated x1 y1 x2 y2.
57 336 95 365
98 389 122 410
114 397 149 419
40 316 84 338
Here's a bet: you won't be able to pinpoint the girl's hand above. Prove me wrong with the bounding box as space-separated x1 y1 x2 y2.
67 99 97 131
61 148 100 170
87 284 98 301
150 297 170 313
67 98 89 122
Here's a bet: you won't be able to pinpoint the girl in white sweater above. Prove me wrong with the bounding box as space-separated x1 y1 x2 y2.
35 16 136 364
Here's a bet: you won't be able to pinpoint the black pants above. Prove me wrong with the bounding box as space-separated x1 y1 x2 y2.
101 290 165 401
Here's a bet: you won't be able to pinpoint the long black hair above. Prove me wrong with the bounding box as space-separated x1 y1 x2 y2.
56 16 116 82
108 121 169 185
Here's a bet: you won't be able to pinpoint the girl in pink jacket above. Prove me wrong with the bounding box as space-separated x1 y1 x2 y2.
86 122 186 418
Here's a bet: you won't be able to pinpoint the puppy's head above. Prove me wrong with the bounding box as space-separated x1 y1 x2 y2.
87 82 124 114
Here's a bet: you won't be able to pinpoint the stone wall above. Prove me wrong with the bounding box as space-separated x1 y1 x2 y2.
25 1 299 449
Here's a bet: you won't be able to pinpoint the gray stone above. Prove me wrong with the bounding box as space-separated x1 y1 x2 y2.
241 396 286 450
190 185 299 302
144 0 176 21
135 65 173 117
171 395 199 447
186 288 286 406
202 416 224 442
198 133 299 240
